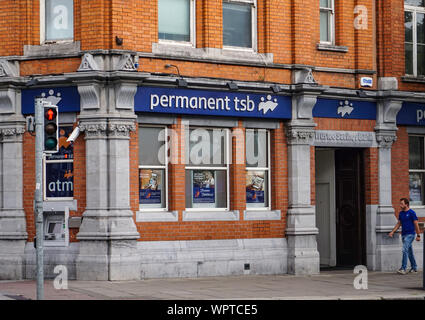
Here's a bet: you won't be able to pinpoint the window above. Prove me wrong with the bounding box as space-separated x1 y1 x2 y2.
44 126 74 200
320 0 334 43
185 128 229 210
405 0 425 76
409 135 425 206
246 129 270 209
158 0 195 44
41 0 74 43
139 126 168 210
223 0 257 50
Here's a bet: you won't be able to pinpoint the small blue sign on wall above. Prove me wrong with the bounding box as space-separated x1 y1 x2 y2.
134 87 292 119
22 87 80 114
397 102 425 126
313 98 376 120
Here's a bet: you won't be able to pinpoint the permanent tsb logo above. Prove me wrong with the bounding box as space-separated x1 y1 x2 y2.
134 87 292 119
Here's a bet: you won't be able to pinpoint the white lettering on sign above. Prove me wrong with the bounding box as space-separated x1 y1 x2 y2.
314 130 376 147
149 94 279 115
417 109 425 123
48 180 73 193
53 5 69 30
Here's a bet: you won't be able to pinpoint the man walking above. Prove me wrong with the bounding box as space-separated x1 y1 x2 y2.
389 198 421 274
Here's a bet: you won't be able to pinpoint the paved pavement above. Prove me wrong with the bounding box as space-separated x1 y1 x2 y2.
0 270 424 300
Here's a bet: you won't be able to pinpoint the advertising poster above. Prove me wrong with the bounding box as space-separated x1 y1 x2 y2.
45 161 74 198
46 126 74 160
139 169 162 204
193 170 215 203
246 171 265 203
409 173 422 204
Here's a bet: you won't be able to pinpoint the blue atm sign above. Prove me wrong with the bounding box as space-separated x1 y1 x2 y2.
134 87 292 119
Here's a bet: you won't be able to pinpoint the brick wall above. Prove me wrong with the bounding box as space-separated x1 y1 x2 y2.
134 117 286 241
0 0 411 91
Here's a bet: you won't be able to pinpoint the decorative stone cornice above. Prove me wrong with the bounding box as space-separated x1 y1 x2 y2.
78 53 100 72
0 59 18 77
115 53 138 72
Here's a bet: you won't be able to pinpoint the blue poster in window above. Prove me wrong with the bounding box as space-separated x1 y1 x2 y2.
193 170 215 203
246 171 265 203
46 126 74 160
139 169 162 204
45 162 73 198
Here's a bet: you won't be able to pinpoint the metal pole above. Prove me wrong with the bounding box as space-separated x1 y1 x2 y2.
35 98 44 300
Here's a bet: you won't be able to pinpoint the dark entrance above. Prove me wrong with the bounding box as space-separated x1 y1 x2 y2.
335 149 366 267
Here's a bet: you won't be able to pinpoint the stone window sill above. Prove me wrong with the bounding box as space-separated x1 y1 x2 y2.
151 42 273 65
182 210 239 221
316 43 348 53
243 210 281 221
136 210 178 222
402 76 425 84
23 41 81 58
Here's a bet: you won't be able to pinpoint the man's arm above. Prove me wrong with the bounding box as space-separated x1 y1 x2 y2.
389 221 401 237
414 220 422 241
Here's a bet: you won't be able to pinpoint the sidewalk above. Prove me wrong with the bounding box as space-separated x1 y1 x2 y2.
0 270 424 300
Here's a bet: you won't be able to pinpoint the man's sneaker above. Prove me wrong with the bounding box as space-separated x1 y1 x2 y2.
397 269 407 275
408 268 418 273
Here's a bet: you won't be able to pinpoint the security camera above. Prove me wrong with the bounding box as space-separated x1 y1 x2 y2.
66 126 80 143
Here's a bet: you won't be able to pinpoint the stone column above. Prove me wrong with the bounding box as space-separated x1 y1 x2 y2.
75 75 140 280
373 98 403 271
286 80 322 275
0 87 27 279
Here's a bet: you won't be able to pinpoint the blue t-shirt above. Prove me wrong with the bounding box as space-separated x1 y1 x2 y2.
399 209 418 235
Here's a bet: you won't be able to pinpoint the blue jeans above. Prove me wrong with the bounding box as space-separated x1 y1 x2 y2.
401 234 417 270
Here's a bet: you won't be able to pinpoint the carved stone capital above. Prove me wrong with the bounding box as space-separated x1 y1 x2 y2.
286 125 315 145
0 125 25 142
108 120 136 138
375 130 397 148
79 121 108 139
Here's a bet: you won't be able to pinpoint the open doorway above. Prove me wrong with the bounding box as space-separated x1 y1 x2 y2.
315 148 366 269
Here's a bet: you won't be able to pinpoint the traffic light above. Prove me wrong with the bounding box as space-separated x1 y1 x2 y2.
43 105 58 153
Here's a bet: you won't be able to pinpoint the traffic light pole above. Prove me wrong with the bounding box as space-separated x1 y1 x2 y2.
34 98 45 300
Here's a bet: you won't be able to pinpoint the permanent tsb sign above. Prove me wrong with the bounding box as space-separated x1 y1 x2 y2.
134 87 292 119
397 102 425 126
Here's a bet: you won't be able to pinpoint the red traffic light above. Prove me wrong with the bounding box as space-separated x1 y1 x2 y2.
45 108 57 121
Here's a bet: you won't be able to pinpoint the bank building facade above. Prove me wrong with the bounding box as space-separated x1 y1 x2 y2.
0 0 424 280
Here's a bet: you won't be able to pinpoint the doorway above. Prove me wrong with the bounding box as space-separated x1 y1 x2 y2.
315 148 366 268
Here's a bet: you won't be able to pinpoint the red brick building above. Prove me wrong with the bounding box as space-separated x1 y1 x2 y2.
0 0 423 280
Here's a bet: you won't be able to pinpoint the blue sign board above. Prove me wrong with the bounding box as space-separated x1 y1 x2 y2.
313 98 376 120
134 87 292 119
22 87 80 114
397 102 425 126
45 162 73 198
